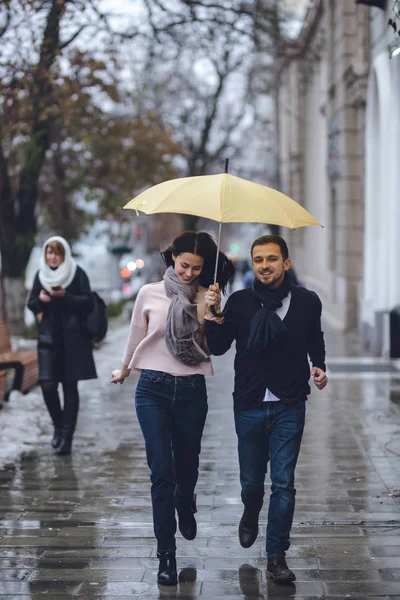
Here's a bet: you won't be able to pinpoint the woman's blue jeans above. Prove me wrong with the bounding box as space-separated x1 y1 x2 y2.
135 369 208 552
234 401 306 559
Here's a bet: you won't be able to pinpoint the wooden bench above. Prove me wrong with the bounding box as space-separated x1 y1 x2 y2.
0 318 39 405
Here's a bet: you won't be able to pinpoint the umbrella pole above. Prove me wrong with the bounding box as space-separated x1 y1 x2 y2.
213 221 222 285
210 157 228 315
213 157 228 286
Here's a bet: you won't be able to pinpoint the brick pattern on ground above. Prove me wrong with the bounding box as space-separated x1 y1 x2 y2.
0 324 399 598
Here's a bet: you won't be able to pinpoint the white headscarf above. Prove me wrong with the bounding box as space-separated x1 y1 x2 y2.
38 236 77 292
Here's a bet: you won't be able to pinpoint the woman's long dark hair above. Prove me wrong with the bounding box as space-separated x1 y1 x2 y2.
161 231 235 293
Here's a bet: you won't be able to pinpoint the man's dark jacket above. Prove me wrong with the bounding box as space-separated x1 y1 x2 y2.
204 285 326 411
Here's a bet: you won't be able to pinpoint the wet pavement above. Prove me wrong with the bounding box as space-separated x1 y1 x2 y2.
1 323 400 598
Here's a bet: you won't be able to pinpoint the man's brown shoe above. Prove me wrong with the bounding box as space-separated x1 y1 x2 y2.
266 557 296 584
238 509 259 548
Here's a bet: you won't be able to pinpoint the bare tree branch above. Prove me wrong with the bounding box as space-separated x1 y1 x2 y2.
0 1 11 38
59 24 88 49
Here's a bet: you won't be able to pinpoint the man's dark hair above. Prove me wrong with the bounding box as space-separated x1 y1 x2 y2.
250 235 289 261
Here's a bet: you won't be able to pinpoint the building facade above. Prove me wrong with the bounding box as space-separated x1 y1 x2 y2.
277 0 370 331
360 1 400 354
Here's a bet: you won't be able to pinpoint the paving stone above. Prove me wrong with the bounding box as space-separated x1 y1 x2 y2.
41 547 154 558
0 581 80 594
201 578 325 596
204 556 319 569
27 567 145 581
323 581 400 595
379 569 400 581
0 569 32 581
309 536 370 546
368 536 400 546
80 580 202 594
370 546 400 557
0 536 107 548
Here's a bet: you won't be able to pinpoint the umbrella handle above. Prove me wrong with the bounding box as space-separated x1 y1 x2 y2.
210 305 227 318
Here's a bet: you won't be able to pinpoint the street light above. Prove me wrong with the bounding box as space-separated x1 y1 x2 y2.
127 261 137 271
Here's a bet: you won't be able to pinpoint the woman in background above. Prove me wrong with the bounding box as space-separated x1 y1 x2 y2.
28 236 96 455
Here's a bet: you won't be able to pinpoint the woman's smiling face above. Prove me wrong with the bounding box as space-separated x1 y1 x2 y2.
172 252 204 284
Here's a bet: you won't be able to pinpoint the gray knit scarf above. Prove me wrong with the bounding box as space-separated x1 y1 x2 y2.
163 266 210 366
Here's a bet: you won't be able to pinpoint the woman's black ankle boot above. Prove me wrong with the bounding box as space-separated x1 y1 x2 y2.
157 551 177 586
56 429 73 455
56 437 72 455
51 428 62 449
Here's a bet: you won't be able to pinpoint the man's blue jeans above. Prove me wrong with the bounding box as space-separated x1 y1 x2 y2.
234 401 306 558
135 369 208 552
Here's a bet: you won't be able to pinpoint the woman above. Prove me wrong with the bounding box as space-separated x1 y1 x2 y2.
111 231 234 586
27 236 97 455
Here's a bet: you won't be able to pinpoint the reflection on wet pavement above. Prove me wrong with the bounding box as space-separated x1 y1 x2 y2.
1 328 400 598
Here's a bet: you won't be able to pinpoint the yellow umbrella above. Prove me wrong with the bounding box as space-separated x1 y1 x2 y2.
124 166 322 314
124 173 321 229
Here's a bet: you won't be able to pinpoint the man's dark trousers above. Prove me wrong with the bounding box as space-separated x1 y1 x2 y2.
234 400 306 558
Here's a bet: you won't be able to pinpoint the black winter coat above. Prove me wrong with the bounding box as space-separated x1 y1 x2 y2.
27 266 97 382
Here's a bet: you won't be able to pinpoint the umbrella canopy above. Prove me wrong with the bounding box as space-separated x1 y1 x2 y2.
124 173 322 229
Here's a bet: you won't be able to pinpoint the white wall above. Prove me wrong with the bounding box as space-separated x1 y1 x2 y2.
361 6 400 351
362 15 400 330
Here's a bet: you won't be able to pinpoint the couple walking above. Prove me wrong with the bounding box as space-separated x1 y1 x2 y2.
111 230 327 586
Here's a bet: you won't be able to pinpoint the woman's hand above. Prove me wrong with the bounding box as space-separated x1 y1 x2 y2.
111 370 125 384
39 289 51 303
205 284 221 309
49 286 66 298
205 284 223 322
111 366 131 385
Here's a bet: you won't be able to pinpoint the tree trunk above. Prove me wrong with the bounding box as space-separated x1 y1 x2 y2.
0 145 15 322
0 145 27 330
0 146 17 276
14 0 66 271
0 0 66 332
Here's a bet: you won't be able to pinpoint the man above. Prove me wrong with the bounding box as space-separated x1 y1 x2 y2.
204 235 327 584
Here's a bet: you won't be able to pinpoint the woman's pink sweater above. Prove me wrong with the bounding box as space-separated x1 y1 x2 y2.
122 281 214 376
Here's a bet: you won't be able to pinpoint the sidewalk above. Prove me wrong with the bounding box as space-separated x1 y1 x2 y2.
0 323 400 598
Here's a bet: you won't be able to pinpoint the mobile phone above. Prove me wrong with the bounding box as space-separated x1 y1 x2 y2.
51 285 61 291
